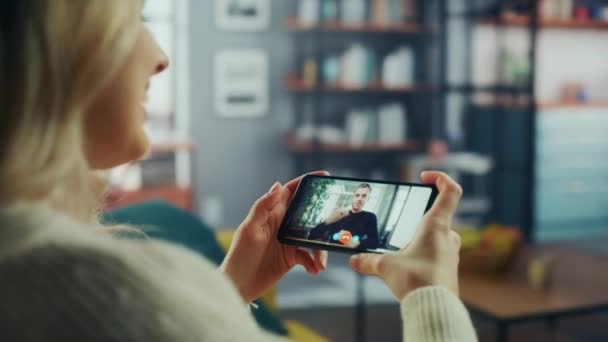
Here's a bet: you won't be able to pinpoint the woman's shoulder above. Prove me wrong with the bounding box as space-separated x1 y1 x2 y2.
0 203 241 306
0 204 276 341
1 202 234 289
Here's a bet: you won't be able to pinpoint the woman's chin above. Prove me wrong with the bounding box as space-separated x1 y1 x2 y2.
93 139 149 170
130 136 150 161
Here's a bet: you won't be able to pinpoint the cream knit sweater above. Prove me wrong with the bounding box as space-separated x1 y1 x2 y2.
0 204 477 341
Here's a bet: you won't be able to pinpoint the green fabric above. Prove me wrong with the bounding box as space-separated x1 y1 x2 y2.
100 200 288 336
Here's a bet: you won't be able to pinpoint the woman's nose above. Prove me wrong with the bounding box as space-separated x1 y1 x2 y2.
155 51 169 75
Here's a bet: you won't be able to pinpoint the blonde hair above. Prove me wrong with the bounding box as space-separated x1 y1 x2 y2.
0 0 142 223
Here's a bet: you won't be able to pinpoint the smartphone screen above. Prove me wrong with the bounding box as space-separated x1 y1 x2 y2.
278 175 437 254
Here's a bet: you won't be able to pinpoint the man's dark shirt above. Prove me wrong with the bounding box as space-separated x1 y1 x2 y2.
308 210 379 249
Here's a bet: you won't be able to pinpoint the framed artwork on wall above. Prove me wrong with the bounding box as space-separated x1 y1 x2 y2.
213 49 269 118
215 0 270 31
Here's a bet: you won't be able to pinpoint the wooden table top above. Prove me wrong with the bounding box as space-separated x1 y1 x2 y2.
459 244 608 321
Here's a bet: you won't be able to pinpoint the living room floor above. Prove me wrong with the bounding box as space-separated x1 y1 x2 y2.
277 240 608 341
280 306 608 342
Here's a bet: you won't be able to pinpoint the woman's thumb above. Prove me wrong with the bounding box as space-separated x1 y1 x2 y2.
349 253 389 276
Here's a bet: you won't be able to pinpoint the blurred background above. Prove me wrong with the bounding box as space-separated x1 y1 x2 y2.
103 0 608 341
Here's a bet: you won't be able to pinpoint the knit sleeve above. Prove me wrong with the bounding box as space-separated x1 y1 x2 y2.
400 286 477 342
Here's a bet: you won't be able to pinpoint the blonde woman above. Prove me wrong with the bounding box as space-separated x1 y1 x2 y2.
0 1 476 341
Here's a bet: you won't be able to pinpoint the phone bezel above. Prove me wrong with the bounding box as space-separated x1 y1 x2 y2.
277 174 439 254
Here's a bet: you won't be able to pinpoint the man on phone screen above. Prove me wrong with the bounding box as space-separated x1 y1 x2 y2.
308 183 379 249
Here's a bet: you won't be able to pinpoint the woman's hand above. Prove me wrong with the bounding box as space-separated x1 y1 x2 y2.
219 171 329 303
349 171 463 301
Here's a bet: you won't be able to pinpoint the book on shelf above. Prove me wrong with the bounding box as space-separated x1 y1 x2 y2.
371 0 417 25
345 108 370 146
294 102 407 147
539 0 573 20
340 0 367 24
340 43 370 88
378 103 407 145
298 0 320 25
307 44 413 89
297 0 419 27
382 46 414 88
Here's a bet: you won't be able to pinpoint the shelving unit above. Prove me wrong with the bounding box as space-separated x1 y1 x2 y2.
285 0 444 181
447 0 538 240
453 0 608 241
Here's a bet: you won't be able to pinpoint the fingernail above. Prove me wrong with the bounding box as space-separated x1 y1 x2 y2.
268 182 280 194
349 255 359 269
322 254 328 268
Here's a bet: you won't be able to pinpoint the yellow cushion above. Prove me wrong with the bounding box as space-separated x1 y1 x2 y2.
215 229 237 253
284 321 330 342
215 229 278 312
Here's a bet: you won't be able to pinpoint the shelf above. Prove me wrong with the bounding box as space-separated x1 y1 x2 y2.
537 102 608 110
284 133 421 154
480 15 608 30
447 84 532 94
285 75 428 94
103 185 193 211
285 17 434 34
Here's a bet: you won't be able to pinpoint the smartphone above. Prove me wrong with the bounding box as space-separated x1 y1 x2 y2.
277 174 438 254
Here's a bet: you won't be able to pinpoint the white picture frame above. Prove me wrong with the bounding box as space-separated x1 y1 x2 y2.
213 49 269 118
215 0 270 31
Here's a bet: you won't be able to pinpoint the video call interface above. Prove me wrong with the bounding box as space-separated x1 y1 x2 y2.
283 177 433 253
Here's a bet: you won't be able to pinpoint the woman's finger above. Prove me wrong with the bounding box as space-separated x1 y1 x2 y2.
449 229 461 250
313 249 328 271
295 248 320 275
420 171 463 222
244 182 282 225
349 253 393 276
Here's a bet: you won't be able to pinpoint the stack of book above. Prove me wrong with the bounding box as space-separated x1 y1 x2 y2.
346 102 408 146
298 0 418 25
370 0 417 25
294 102 408 147
309 44 414 88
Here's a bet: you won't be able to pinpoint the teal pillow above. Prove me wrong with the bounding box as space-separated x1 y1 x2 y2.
101 200 288 336
101 200 226 265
